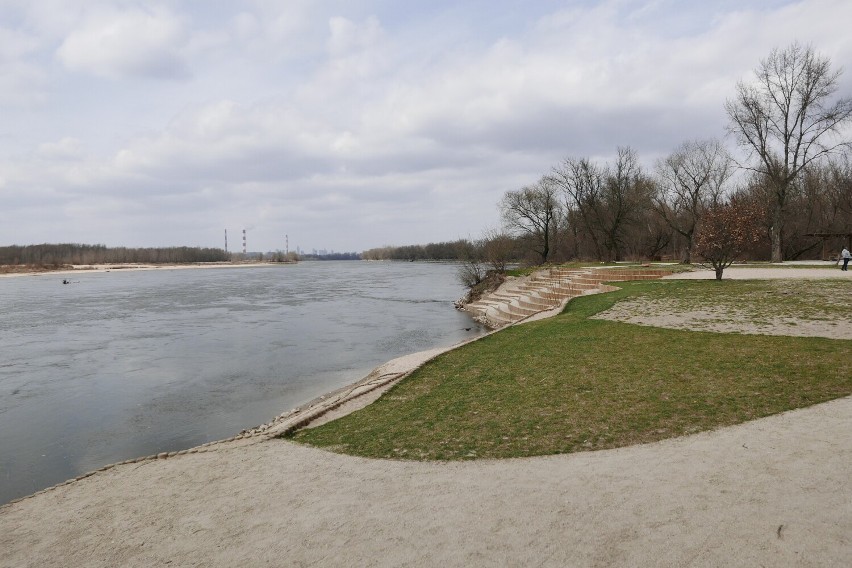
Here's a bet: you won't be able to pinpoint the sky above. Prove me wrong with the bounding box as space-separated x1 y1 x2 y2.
1 0 851 253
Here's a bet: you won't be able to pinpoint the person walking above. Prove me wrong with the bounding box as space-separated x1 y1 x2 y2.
842 247 851 271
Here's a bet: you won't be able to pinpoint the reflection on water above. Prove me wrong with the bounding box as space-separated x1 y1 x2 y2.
0 262 485 504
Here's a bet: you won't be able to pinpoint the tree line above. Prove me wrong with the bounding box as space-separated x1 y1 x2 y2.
301 252 361 260
364 44 851 275
0 243 230 266
498 42 852 267
362 240 481 261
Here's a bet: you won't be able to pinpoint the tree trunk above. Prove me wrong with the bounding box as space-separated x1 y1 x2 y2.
540 229 550 264
681 237 692 264
715 265 724 280
770 193 784 263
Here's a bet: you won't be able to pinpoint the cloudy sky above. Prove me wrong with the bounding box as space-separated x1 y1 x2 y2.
1 0 850 253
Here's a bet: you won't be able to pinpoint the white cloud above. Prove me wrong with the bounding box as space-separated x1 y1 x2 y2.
0 25 48 106
0 60 48 106
224 0 318 62
327 15 383 57
56 5 190 79
36 137 86 160
0 24 39 62
233 11 259 40
2 0 852 251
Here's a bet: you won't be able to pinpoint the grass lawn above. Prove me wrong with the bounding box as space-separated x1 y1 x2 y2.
291 279 852 460
504 261 691 278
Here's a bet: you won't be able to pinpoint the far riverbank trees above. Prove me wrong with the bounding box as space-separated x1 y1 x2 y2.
0 243 230 266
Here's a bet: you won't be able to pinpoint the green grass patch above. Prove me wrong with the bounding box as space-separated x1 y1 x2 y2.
505 261 689 278
292 280 852 460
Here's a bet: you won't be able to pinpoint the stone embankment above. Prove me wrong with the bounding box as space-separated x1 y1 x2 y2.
462 266 672 328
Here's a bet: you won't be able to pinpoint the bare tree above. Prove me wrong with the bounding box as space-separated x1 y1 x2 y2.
604 147 655 261
552 147 653 261
633 209 673 261
481 228 515 273
551 157 607 260
726 42 852 262
500 176 561 264
824 154 852 231
455 238 486 288
457 258 487 288
775 154 852 259
654 139 732 263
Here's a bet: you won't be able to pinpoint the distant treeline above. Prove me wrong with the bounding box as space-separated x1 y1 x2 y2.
362 240 474 261
301 252 361 261
0 243 230 265
361 238 525 262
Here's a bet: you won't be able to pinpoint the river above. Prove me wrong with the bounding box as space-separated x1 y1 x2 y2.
0 261 485 504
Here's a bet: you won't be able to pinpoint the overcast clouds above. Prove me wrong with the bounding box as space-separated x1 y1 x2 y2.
1 0 850 253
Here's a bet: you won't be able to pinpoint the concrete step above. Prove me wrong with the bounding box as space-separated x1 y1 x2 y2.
558 280 603 290
516 296 558 311
505 301 539 317
537 290 583 301
484 306 520 326
465 267 673 330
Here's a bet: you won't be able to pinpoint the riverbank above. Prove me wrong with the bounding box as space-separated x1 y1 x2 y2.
0 262 481 506
1 267 850 566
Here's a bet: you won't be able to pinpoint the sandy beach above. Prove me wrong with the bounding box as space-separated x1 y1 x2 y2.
1 267 850 567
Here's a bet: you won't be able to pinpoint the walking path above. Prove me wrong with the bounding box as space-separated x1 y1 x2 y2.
2 397 848 567
1 267 850 567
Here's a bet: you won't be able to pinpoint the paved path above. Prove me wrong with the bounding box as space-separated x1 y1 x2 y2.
2 396 849 567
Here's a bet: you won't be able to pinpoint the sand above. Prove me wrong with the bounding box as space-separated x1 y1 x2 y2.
668 265 850 280
593 267 852 339
1 266 850 567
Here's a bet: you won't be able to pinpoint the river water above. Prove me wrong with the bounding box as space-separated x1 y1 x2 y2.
0 261 485 504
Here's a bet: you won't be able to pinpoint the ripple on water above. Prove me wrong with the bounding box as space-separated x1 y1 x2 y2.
0 262 484 504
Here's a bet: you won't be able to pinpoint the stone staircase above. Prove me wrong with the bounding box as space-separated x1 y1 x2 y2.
463 266 672 329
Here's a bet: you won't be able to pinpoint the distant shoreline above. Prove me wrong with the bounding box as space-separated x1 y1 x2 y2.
0 262 294 279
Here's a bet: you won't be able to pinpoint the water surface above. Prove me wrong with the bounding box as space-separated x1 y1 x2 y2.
0 262 484 504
